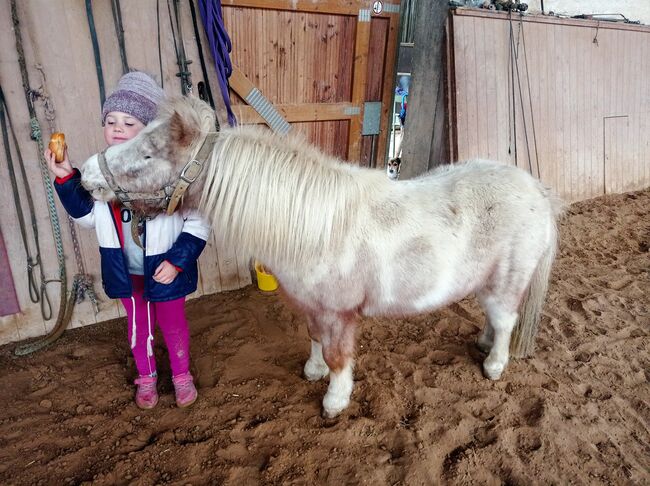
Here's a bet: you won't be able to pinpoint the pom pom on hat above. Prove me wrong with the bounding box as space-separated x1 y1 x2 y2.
101 71 164 125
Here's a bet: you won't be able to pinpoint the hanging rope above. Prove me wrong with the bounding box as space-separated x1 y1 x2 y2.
519 15 541 179
11 0 69 355
507 11 539 177
197 0 236 126
110 0 130 75
85 0 106 107
0 85 49 317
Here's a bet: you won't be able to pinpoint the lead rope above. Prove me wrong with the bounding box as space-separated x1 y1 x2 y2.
12 0 69 355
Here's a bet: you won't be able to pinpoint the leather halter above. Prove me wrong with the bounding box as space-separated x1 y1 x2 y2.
96 131 218 217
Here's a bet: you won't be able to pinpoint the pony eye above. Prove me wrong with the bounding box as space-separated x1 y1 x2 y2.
144 155 152 160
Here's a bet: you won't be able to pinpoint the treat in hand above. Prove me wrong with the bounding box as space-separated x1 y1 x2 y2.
48 132 67 163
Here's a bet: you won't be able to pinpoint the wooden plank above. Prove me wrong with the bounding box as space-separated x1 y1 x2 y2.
348 14 371 162
233 102 355 124
229 65 256 99
197 233 222 296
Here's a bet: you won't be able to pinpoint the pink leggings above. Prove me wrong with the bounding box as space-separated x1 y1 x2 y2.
120 275 191 377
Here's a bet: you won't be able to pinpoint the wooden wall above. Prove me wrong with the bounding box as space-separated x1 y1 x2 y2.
448 9 650 202
0 0 401 346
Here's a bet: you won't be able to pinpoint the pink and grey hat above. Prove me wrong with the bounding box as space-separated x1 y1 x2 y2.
101 71 164 125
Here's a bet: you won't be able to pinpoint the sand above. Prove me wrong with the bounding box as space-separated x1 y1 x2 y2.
0 188 648 485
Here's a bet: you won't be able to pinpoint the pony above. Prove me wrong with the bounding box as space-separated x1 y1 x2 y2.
80 97 564 418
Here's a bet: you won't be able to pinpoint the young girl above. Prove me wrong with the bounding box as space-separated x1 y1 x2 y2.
46 71 210 409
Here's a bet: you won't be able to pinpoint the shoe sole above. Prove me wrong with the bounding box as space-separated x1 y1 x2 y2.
176 395 197 408
136 399 159 410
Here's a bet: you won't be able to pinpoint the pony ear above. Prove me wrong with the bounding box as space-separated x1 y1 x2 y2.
169 110 197 148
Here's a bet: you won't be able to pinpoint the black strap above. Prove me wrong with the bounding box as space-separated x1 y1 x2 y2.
110 0 130 75
189 0 215 108
86 0 106 106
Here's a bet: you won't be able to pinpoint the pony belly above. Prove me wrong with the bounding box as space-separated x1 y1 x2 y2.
360 284 464 317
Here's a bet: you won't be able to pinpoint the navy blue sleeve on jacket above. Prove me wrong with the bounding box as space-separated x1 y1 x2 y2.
164 232 207 271
54 169 94 219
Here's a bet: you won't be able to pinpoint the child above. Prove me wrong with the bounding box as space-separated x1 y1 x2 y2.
46 71 211 410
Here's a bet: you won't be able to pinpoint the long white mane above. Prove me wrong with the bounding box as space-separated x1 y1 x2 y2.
198 125 384 268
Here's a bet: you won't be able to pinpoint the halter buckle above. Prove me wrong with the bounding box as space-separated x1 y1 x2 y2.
180 159 203 184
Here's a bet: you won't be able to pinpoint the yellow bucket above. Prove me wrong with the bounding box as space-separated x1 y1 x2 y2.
255 262 279 292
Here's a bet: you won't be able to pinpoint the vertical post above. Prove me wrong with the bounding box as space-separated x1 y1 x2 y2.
399 0 449 178
375 5 402 169
348 8 372 162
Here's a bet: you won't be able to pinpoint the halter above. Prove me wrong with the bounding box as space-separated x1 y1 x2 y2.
96 131 218 217
96 130 218 247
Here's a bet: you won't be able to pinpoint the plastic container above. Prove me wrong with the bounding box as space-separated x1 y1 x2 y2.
255 262 279 292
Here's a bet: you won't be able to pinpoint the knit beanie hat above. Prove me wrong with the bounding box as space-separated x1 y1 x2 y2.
101 71 164 125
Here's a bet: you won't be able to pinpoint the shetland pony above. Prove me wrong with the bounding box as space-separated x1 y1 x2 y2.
80 97 563 418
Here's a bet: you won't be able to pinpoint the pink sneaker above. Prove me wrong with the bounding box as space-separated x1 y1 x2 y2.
134 375 158 409
172 372 198 408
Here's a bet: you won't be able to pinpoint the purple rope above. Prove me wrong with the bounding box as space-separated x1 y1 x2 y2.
197 0 236 126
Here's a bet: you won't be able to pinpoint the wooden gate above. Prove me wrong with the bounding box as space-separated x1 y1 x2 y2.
222 0 401 165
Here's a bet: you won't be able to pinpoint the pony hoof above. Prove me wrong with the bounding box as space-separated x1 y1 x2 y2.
321 407 343 419
322 394 349 418
303 360 330 381
482 360 505 380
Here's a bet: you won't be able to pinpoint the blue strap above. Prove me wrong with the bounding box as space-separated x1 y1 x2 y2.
197 0 237 126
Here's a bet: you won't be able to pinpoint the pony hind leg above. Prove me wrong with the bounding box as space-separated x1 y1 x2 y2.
477 292 519 380
304 340 330 382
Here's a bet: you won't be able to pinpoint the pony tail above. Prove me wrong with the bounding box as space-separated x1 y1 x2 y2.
510 219 559 358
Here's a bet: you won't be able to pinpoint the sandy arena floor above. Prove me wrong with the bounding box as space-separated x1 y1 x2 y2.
0 189 648 485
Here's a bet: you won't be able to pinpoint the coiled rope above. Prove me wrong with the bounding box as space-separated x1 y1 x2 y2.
11 0 72 355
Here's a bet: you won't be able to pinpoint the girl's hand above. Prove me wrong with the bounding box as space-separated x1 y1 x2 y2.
45 147 74 179
153 260 179 285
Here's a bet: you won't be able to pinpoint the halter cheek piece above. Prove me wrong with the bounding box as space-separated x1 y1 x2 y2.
96 131 218 248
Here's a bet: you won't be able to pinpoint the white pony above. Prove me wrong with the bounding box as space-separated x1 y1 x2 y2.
81 97 564 418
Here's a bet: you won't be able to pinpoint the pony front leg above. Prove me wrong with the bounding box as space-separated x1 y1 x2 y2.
315 312 357 418
322 360 354 419
480 300 518 380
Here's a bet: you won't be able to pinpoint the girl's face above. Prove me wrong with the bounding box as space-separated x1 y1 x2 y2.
103 111 146 146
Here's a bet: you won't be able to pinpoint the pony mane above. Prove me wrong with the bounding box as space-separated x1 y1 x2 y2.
199 125 377 268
